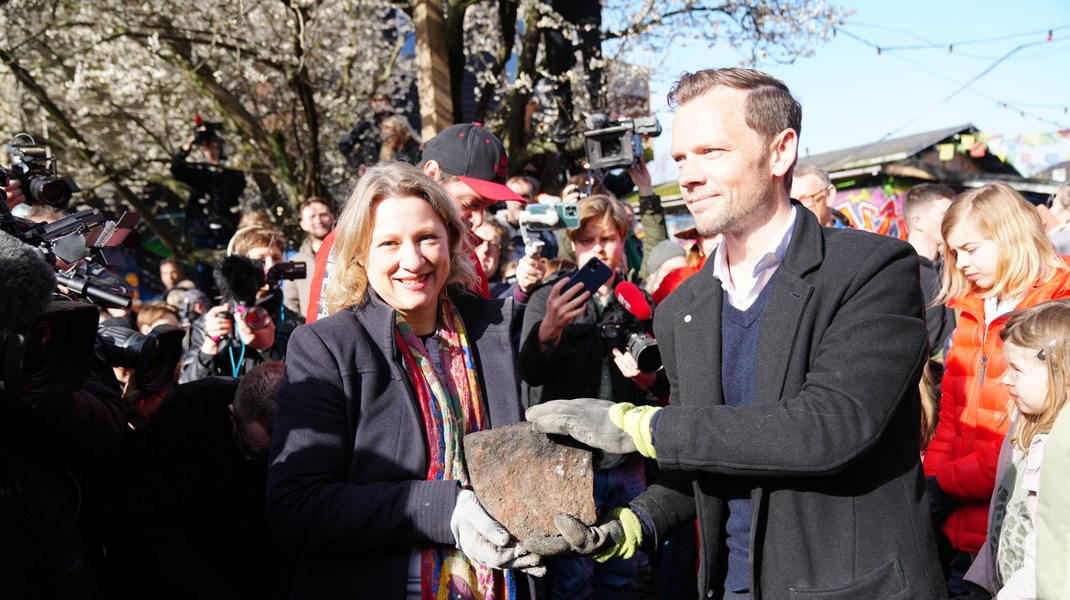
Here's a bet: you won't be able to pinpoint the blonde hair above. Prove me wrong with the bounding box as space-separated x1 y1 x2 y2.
1000 299 1070 453
323 162 478 313
939 182 1064 303
565 194 632 245
229 226 285 258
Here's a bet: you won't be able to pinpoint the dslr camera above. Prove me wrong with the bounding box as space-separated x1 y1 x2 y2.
7 133 80 209
582 113 662 171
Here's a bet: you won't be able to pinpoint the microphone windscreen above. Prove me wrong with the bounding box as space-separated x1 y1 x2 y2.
614 280 652 320
0 231 56 330
214 254 265 305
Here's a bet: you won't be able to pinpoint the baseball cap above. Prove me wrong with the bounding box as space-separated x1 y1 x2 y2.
423 123 528 204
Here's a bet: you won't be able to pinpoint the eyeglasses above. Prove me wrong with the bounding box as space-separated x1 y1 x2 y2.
796 188 829 206
476 238 502 253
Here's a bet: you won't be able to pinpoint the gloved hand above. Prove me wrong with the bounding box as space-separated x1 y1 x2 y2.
527 399 637 454
522 508 642 562
926 476 955 525
451 489 546 576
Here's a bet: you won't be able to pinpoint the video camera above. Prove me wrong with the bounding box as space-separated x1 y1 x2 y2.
582 113 661 171
7 133 81 209
213 255 305 334
517 202 579 257
0 163 186 406
192 115 224 145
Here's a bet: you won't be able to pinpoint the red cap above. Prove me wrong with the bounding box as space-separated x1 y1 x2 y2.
423 123 527 204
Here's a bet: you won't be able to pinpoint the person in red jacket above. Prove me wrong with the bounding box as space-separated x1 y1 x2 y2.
922 181 1070 595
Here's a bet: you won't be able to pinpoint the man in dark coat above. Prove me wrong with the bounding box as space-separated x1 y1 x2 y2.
126 363 290 599
524 68 947 600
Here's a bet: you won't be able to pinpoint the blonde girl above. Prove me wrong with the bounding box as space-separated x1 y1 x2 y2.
963 299 1070 598
922 182 1070 590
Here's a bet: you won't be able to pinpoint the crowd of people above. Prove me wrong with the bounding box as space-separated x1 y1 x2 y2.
3 65 1070 600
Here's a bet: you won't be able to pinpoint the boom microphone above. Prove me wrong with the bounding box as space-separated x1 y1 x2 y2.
214 254 265 306
614 280 652 320
0 230 56 330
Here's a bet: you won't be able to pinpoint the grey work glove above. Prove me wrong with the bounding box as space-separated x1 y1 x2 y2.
522 511 632 562
450 489 546 577
526 398 637 454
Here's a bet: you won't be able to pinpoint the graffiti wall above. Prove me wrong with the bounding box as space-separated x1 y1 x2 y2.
831 183 910 240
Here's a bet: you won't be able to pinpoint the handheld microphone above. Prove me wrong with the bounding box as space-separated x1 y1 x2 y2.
614 280 652 321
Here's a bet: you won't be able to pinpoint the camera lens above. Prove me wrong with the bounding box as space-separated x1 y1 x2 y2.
29 176 72 208
243 306 272 330
626 332 662 373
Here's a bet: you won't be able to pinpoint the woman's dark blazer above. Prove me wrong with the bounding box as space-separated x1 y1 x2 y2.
266 288 531 599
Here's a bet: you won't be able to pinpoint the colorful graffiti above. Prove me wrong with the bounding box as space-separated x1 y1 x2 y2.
832 184 909 240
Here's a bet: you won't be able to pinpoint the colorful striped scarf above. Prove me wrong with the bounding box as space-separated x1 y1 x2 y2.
394 297 516 600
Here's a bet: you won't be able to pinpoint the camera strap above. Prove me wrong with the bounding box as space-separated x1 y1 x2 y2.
228 338 247 378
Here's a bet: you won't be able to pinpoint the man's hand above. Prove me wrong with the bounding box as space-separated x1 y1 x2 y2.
451 490 546 576
515 255 546 294
611 348 655 390
536 277 589 348
233 308 276 351
3 177 26 211
200 304 234 355
527 398 637 454
625 157 654 197
522 508 641 562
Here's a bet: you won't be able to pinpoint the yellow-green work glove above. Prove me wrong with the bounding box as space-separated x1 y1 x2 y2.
608 402 660 459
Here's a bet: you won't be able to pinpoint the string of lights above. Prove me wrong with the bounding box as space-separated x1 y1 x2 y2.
836 26 1070 141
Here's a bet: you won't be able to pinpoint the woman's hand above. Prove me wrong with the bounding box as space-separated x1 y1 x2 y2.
537 278 589 349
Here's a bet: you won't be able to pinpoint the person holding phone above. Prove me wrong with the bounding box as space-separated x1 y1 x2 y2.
518 193 657 599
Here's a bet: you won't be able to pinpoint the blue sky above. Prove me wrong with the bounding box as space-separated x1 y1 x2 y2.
645 0 1070 184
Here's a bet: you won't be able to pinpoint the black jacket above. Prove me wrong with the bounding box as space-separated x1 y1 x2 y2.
519 273 656 409
266 289 533 599
633 204 946 599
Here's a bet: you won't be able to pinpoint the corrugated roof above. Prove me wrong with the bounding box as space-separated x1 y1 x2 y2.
798 124 975 171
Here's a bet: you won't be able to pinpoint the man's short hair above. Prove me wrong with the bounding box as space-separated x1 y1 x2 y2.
667 68 802 145
793 163 832 188
230 226 285 257
902 183 955 222
232 361 285 431
137 301 180 331
299 196 331 214
506 175 539 201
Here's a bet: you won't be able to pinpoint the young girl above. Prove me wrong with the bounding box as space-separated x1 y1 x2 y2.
963 299 1070 598
923 182 1070 592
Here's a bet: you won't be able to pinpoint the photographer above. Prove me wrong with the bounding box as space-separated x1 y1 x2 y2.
172 118 246 250
518 194 658 598
180 227 298 383
0 230 129 597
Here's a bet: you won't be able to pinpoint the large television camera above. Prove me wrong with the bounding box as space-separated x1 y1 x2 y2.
7 133 80 209
582 113 662 171
0 168 183 407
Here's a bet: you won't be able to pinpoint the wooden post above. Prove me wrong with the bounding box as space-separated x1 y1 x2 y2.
413 0 454 141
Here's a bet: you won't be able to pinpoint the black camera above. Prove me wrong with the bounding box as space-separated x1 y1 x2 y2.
97 324 185 392
192 116 224 145
265 260 307 287
0 300 99 407
7 133 80 209
583 114 662 171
